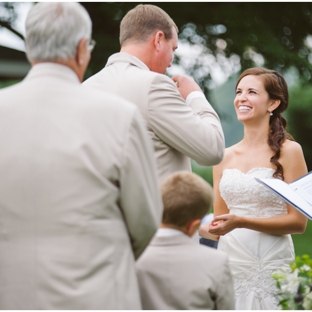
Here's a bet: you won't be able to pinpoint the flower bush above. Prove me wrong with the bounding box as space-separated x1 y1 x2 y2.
272 255 312 310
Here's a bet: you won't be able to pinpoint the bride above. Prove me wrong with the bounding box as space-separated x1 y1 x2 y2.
199 67 308 310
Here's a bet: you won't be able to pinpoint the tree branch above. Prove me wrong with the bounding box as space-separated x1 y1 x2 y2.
0 21 24 41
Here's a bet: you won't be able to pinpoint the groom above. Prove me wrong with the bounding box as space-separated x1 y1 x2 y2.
83 4 225 183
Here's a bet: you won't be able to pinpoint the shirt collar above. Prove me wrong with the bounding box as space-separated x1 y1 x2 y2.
156 228 184 237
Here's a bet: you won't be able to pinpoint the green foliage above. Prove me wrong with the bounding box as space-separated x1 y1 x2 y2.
1 3 312 83
288 84 312 171
2 3 312 98
191 161 213 186
272 255 312 310
80 2 312 88
292 221 312 259
0 80 20 89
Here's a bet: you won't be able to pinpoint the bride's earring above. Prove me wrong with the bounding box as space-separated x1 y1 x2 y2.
269 111 273 116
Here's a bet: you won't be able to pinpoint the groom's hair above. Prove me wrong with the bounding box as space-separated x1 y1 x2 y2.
160 171 213 227
119 4 178 47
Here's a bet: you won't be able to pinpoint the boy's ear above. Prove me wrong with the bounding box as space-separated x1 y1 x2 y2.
185 219 201 237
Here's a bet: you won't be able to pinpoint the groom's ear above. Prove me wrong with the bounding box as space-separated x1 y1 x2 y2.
185 219 201 237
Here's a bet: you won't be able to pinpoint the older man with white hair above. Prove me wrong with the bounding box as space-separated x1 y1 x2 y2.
0 2 162 309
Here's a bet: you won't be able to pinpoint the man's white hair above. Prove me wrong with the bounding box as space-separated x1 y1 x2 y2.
25 2 92 63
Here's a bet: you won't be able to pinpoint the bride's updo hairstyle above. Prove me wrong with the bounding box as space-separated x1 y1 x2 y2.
235 67 293 180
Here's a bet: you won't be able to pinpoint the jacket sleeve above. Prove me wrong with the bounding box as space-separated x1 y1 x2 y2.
147 74 225 166
215 256 236 310
119 107 163 260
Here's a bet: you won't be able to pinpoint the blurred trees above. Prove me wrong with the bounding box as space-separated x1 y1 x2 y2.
1 2 312 169
0 2 23 39
83 3 312 172
81 2 312 84
2 2 312 84
288 84 312 171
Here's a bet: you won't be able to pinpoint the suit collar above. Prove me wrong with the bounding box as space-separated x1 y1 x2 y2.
105 52 150 72
25 62 80 84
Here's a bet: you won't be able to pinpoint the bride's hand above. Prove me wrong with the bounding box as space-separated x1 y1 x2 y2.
209 214 241 235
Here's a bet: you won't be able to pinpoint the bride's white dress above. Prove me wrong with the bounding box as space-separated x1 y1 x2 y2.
218 168 295 310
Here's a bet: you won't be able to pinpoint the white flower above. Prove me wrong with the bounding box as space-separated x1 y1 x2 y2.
280 275 300 294
300 264 311 272
302 291 312 310
272 255 312 310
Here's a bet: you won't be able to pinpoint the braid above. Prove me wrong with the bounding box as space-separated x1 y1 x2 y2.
268 113 292 180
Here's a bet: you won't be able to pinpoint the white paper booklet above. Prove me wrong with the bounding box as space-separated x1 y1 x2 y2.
256 171 312 220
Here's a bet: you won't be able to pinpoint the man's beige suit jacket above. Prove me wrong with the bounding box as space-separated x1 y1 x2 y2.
0 63 163 309
84 53 225 182
136 233 235 310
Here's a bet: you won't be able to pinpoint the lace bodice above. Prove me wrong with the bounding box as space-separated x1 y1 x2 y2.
220 167 287 218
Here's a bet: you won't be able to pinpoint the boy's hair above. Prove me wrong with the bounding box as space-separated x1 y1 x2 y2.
160 171 213 227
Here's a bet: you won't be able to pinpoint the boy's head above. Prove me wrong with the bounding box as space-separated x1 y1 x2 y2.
160 171 213 234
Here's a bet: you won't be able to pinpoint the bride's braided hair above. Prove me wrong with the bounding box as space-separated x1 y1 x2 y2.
236 68 293 180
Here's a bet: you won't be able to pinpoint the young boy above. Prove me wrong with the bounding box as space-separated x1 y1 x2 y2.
135 171 235 310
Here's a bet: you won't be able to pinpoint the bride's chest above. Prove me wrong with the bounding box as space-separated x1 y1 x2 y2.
219 168 287 217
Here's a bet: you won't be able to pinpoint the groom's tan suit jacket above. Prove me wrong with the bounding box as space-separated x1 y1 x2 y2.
83 53 225 182
0 63 163 309
136 233 235 310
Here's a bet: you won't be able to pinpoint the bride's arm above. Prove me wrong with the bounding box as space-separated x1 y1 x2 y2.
209 141 308 236
199 160 229 240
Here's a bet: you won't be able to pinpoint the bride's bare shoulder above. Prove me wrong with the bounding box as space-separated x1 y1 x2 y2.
282 139 304 158
225 143 241 158
281 139 308 181
215 144 239 170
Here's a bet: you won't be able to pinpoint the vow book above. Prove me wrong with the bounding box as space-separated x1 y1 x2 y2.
256 171 312 220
